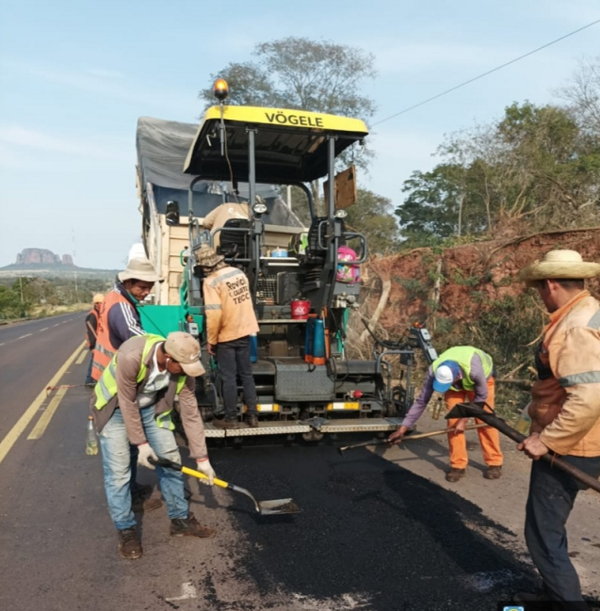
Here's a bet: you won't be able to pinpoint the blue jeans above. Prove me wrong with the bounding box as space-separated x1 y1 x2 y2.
98 406 189 530
525 454 600 604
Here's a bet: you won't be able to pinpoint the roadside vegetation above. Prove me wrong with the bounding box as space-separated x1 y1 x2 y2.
0 276 111 322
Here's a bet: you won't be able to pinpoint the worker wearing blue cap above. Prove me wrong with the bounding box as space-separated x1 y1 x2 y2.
389 346 503 482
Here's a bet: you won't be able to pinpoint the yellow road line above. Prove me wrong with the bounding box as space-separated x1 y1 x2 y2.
75 348 88 365
0 341 85 466
27 386 69 440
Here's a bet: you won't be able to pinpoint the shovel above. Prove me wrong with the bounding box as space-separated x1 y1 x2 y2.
149 456 301 516
337 423 489 457
446 402 600 494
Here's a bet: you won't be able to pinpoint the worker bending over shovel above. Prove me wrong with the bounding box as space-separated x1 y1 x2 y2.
90 332 217 560
388 346 503 482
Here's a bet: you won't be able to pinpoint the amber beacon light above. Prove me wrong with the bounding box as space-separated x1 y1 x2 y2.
213 79 229 101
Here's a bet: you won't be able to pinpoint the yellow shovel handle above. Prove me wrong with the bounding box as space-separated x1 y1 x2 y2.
180 465 230 490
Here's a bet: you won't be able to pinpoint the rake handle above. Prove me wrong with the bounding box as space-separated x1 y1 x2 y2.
451 405 600 495
403 422 488 441
338 423 489 454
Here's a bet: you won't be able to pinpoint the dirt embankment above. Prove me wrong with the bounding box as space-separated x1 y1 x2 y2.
360 227 600 334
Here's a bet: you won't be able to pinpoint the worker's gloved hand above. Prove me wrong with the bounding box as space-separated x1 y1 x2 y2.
196 457 216 485
137 442 158 469
388 424 409 444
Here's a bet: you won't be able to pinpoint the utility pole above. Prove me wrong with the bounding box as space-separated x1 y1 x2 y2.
72 228 78 302
457 194 465 237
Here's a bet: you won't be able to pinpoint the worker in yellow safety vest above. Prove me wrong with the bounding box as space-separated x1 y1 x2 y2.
389 346 503 483
91 332 216 560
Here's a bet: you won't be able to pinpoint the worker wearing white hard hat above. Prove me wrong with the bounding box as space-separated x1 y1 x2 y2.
389 346 503 483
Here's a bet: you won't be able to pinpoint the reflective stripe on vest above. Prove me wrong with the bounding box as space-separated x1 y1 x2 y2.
94 334 186 431
432 346 493 392
588 308 600 331
91 289 136 381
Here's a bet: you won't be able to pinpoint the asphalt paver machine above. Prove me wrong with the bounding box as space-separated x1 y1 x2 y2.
135 81 437 442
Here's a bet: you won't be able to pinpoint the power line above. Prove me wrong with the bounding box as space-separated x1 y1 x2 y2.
372 18 600 127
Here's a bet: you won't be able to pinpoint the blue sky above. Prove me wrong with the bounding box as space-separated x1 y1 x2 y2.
0 0 598 269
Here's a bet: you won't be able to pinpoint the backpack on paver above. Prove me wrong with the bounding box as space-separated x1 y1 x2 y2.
336 246 360 283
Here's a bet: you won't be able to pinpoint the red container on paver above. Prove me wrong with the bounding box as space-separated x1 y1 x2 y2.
291 300 310 320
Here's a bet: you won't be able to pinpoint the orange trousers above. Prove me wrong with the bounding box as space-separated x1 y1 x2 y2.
444 377 503 469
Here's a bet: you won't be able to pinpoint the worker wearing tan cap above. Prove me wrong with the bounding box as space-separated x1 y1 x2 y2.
84 293 104 387
91 331 216 560
512 249 600 607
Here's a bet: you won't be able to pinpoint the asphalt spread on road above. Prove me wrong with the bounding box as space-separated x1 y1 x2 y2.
208 444 538 611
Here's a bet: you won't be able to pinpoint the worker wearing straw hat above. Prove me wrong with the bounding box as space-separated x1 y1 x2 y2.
513 249 600 607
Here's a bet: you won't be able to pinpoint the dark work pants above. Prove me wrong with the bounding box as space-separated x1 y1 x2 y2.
525 453 600 605
216 336 258 419
85 352 95 384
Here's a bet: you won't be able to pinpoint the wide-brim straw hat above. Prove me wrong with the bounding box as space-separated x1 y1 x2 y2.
118 258 163 283
92 293 105 303
518 249 600 286
194 244 225 269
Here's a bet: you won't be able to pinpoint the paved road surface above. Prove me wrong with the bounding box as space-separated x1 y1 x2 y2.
0 318 546 610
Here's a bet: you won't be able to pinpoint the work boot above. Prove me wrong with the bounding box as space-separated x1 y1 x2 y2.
212 418 240 430
170 512 215 538
483 466 502 480
445 468 466 483
117 527 142 559
245 414 259 428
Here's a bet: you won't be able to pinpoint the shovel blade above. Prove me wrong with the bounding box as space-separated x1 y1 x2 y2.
257 498 301 515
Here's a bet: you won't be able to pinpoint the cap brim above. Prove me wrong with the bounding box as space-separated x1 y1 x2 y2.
180 360 205 377
432 380 452 393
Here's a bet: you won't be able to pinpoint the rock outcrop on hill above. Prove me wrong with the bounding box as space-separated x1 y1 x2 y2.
0 248 117 279
14 248 75 267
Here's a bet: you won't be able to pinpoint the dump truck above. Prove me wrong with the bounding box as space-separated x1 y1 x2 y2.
134 82 437 442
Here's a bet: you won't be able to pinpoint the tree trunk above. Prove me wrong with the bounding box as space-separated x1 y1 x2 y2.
360 262 392 344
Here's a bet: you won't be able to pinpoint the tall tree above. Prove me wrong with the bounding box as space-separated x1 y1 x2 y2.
556 55 600 136
396 164 467 245
397 101 600 245
200 37 376 119
199 37 377 213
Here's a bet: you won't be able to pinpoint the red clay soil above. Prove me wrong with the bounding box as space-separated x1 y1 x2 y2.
362 227 600 330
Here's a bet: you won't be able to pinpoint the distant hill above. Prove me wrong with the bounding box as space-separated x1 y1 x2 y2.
0 248 118 280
